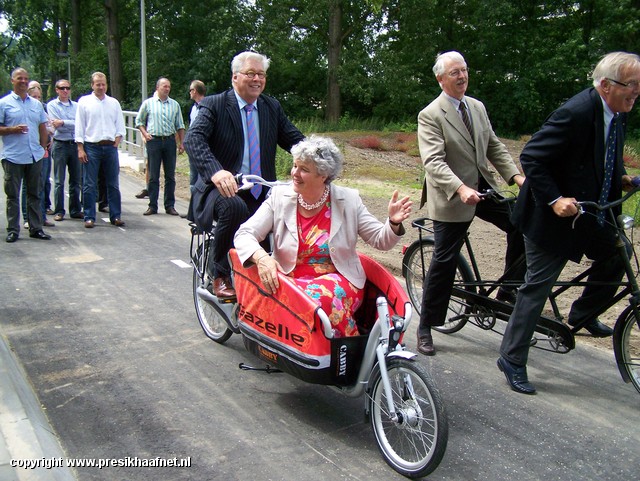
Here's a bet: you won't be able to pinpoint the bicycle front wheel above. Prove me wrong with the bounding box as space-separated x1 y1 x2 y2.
614 305 640 394
402 239 473 334
192 240 233 344
369 358 448 478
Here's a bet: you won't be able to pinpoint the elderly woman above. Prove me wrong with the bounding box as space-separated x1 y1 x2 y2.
234 136 412 337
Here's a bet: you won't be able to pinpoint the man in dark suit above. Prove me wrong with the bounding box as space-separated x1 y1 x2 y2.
498 51 640 395
184 51 304 300
416 51 525 356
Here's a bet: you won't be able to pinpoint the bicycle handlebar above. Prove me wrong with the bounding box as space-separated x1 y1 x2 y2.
576 185 640 211
234 173 290 191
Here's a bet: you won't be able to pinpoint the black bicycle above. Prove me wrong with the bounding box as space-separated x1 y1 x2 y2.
402 188 640 394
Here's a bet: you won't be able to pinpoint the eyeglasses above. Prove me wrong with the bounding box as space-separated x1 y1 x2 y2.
606 78 640 89
57 86 71 90
239 71 267 80
447 67 468 77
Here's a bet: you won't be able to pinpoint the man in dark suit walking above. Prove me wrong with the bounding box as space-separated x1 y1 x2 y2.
498 51 640 395
184 51 304 300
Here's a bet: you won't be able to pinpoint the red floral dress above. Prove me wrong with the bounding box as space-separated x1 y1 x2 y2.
291 201 363 337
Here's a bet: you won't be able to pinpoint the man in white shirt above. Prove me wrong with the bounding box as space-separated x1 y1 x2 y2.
75 71 126 228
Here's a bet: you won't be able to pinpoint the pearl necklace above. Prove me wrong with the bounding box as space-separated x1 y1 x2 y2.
298 185 330 211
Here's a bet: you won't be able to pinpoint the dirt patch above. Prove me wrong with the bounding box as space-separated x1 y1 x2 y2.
128 135 632 354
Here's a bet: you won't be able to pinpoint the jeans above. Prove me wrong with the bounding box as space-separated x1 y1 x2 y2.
52 140 82 216
82 143 121 222
146 137 176 211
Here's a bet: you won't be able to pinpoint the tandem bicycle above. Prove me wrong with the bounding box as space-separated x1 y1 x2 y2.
402 188 640 394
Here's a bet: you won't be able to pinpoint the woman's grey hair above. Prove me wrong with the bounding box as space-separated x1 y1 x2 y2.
291 135 343 183
231 51 271 74
592 51 640 88
433 51 466 77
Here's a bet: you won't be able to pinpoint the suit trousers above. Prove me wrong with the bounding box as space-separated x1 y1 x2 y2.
418 196 525 337
206 188 266 279
500 229 626 366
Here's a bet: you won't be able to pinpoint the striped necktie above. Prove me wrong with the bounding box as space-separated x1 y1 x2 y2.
597 114 618 226
459 101 474 139
245 104 261 199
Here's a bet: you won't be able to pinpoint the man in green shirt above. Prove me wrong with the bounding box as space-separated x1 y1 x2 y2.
135 77 186 216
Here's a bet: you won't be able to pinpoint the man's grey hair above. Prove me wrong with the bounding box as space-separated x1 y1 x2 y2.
592 51 640 88
433 51 466 77
231 51 271 74
291 135 343 183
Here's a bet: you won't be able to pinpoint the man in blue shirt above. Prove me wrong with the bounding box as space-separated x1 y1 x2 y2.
0 67 51 242
47 79 82 221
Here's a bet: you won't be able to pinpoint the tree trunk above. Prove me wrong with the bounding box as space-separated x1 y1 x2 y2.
326 0 342 123
71 0 81 55
104 0 124 101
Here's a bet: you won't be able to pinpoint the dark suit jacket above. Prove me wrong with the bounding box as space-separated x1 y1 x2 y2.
184 89 304 229
512 88 627 262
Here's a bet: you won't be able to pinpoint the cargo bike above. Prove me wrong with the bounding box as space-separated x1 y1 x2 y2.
190 174 448 478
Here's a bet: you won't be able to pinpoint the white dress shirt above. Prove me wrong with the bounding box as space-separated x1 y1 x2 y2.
74 93 125 143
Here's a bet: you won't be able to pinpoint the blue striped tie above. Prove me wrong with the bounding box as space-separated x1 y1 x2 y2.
245 104 261 198
597 115 618 226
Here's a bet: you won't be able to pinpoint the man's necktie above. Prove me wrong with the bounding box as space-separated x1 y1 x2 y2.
597 115 618 226
459 101 474 138
245 104 261 199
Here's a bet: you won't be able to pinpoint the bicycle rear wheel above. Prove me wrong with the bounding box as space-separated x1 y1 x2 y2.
369 358 448 478
402 239 473 334
614 305 640 394
192 239 233 344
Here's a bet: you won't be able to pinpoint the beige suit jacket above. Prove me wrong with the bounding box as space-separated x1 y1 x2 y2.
234 184 402 289
417 92 520 222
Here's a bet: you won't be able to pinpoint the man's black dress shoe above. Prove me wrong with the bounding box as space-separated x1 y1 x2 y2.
135 189 149 199
6 232 18 243
497 357 536 394
570 319 613 337
70 212 84 219
143 208 158 216
496 288 517 304
417 332 435 356
29 230 52 240
165 207 179 216
98 204 109 213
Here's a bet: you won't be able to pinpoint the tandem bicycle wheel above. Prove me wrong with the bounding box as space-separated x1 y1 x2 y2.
402 239 474 334
368 358 448 478
614 305 640 394
192 239 233 344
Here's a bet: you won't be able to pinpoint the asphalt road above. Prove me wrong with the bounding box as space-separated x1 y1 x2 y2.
1 170 639 481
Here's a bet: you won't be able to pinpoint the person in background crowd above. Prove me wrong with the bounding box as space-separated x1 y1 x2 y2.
497 51 640 395
184 51 304 300
28 81 54 217
183 79 207 219
415 51 525 356
0 67 51 242
24 83 55 228
75 71 126 228
135 77 186 216
47 79 83 222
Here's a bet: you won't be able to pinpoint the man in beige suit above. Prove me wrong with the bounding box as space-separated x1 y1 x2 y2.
416 51 525 356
